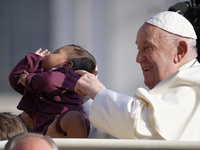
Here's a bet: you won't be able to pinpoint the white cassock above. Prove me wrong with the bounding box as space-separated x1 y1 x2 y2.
83 99 116 138
89 59 200 141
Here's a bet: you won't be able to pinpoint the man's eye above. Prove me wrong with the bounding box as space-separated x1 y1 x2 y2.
144 46 153 51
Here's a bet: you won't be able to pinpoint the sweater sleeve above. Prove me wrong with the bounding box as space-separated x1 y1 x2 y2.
9 53 44 94
25 71 65 94
25 68 79 95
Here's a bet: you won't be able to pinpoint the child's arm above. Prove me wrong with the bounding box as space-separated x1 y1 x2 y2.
9 49 48 94
25 70 68 93
16 49 50 87
24 68 80 97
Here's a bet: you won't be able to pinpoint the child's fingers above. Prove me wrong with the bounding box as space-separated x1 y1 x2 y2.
17 78 23 84
17 80 20 84
45 51 50 56
34 48 50 57
23 71 29 75
35 48 42 54
40 49 48 55
19 74 24 78
75 70 89 76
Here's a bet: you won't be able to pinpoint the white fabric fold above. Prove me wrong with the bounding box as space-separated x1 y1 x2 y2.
90 60 200 140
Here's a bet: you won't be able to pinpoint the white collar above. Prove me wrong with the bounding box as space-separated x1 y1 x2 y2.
178 59 198 70
150 59 199 91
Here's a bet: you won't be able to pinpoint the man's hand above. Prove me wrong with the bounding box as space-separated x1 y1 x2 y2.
75 70 106 100
17 71 29 86
35 48 50 58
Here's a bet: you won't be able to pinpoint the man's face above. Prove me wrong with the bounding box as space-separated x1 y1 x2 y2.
136 23 178 89
41 46 73 72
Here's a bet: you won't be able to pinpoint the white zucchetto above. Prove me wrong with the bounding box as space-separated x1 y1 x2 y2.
145 11 197 39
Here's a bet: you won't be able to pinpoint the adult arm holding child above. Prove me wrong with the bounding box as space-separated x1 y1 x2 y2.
74 11 200 140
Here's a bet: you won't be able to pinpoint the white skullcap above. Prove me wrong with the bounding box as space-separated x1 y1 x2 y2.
145 11 197 39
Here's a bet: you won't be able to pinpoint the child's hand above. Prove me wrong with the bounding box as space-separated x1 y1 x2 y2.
17 71 29 86
35 48 50 58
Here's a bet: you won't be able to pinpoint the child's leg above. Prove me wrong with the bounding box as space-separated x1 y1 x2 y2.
60 110 87 138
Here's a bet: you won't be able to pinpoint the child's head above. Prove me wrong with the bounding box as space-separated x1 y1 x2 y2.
41 44 96 73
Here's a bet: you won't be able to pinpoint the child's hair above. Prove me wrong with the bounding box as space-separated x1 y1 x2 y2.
70 57 96 73
62 44 96 73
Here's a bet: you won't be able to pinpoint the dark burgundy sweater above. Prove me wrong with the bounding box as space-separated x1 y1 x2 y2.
9 53 89 135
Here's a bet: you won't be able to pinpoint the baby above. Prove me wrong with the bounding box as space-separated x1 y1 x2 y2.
9 44 96 138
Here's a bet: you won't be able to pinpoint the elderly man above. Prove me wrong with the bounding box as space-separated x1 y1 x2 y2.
75 11 200 140
4 133 58 150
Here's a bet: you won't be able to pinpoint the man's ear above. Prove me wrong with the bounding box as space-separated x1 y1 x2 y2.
65 60 73 69
174 41 188 63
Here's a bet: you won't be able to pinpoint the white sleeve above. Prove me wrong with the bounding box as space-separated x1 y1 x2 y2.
82 99 116 138
89 89 141 139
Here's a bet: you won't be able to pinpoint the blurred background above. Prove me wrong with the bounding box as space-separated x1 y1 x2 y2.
0 0 183 114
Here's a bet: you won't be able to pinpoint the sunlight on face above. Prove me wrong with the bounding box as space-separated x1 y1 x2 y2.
136 23 178 89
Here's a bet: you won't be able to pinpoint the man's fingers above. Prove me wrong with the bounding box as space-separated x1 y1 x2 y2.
75 87 86 96
75 70 89 76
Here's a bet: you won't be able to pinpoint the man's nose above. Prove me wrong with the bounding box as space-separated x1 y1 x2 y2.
136 51 145 63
